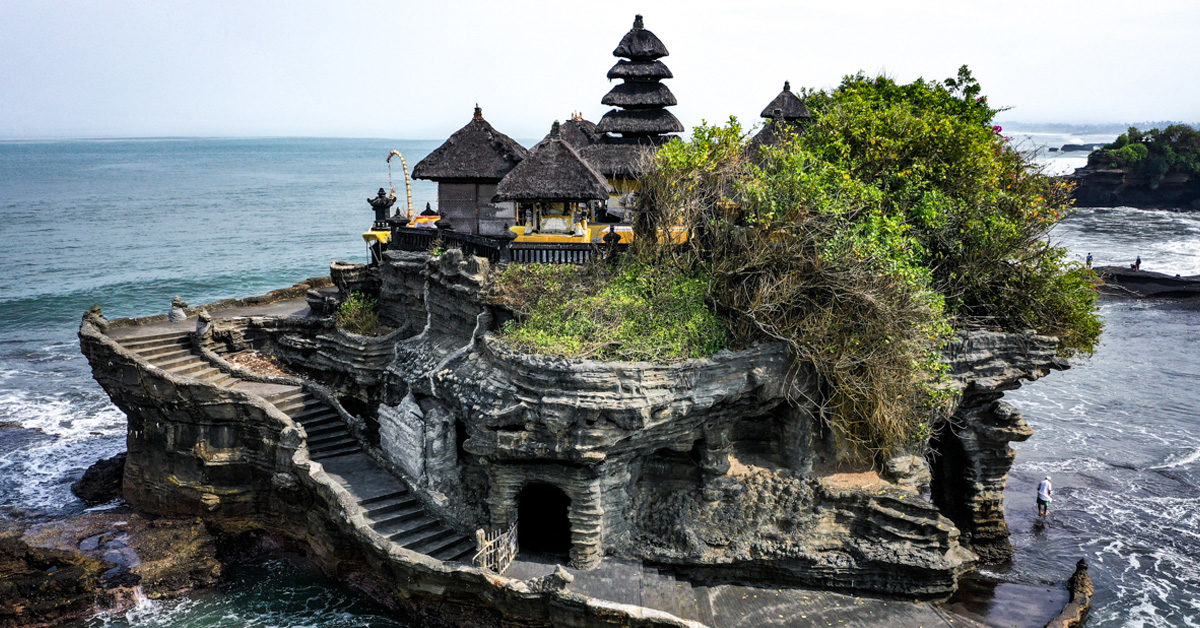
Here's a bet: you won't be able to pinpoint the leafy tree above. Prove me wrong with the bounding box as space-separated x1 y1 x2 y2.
634 66 1100 461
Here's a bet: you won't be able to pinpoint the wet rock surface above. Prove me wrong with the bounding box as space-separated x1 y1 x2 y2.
0 512 222 627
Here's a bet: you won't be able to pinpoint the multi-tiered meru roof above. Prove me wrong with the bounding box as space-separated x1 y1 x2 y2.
595 15 683 137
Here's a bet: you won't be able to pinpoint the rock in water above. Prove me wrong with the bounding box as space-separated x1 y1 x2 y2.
71 453 126 504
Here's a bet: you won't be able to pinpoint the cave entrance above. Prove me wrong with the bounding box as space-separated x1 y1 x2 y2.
927 421 973 536
517 482 571 559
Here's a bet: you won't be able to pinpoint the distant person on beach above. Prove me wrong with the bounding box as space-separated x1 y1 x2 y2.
1135 256 1142 271
1086 253 1093 268
1037 476 1053 516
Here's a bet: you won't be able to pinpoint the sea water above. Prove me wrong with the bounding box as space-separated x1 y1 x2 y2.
1 137 1197 626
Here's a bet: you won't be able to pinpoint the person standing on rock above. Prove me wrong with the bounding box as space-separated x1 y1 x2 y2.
1037 476 1053 516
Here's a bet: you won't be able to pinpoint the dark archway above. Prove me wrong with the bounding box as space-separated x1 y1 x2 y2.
517 482 571 558
927 421 973 537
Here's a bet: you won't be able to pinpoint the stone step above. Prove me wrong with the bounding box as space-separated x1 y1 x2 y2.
358 491 409 508
266 389 305 405
168 362 215 377
305 421 347 439
309 442 361 460
398 525 457 552
373 508 434 536
362 493 418 516
407 527 460 555
276 398 322 415
386 518 440 544
431 537 476 563
153 353 203 370
207 375 238 388
290 404 335 422
297 410 340 427
368 500 424 525
132 343 192 359
308 431 354 449
197 369 232 383
119 330 191 346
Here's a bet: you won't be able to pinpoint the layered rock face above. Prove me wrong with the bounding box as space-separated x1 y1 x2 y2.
934 331 1067 562
1068 165 1200 210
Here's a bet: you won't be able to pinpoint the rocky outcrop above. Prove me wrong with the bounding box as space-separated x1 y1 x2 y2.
79 250 1072 620
70 452 126 505
1045 559 1094 628
0 513 222 628
1068 165 1200 210
935 330 1068 563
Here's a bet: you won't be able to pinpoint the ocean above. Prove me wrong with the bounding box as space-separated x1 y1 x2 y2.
1 136 1197 627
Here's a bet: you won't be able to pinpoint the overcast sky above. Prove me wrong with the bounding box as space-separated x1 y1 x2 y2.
2 0 1197 140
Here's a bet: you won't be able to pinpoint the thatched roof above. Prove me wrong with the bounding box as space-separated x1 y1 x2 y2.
612 15 668 60
536 116 598 149
607 59 673 81
601 82 677 109
412 106 528 182
494 122 613 202
578 136 671 179
759 81 812 120
596 108 683 136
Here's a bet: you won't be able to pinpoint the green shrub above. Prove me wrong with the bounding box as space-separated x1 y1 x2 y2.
487 261 727 362
335 292 381 335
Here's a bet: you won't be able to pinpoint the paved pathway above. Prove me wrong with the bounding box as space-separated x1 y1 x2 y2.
508 556 989 627
108 309 474 563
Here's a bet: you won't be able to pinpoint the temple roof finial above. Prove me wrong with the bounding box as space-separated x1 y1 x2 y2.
473 104 483 120
784 80 791 92
633 15 644 29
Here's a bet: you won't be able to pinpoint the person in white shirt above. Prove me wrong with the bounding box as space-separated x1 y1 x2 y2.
1037 476 1053 516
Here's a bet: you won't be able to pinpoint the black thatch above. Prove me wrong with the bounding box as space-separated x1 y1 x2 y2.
494 122 613 202
612 15 668 60
759 81 812 120
412 106 528 181
596 108 683 136
601 82 677 109
536 117 598 149
607 59 673 81
578 136 671 179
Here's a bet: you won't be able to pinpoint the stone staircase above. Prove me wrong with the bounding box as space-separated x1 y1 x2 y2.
113 327 475 563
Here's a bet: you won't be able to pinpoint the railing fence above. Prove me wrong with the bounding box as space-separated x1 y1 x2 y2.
473 519 518 574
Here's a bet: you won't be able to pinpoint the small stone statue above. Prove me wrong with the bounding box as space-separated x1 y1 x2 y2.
525 564 574 593
168 296 189 322
368 188 397 224
195 309 213 337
